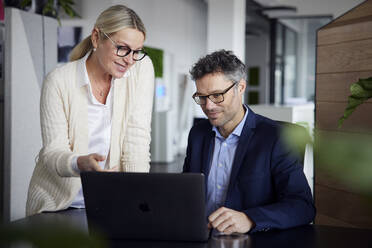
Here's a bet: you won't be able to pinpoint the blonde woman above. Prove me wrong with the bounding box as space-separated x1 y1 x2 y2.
26 5 154 216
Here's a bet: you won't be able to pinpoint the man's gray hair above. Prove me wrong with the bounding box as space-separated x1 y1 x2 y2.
189 50 247 83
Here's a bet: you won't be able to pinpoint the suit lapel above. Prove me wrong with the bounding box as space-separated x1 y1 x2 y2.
202 129 215 192
226 108 257 199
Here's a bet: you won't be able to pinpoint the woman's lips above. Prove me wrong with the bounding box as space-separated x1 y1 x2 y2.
115 62 127 72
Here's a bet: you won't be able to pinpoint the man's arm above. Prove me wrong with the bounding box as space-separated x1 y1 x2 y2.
208 207 255 234
183 125 199 173
243 137 315 232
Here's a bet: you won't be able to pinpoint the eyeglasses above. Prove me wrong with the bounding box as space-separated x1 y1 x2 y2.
192 83 237 105
101 31 147 61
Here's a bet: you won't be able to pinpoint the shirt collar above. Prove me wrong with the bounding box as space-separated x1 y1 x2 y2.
76 50 130 88
212 104 249 139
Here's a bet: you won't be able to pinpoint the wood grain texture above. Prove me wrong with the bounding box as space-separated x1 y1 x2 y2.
315 184 372 229
316 102 372 132
315 167 354 194
317 39 372 74
314 0 372 230
327 0 372 26
316 71 372 102
315 213 357 228
318 20 372 46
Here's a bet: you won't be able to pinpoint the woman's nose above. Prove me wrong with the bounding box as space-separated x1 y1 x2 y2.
124 51 135 65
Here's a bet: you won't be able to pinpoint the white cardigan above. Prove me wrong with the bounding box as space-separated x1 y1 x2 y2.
26 55 155 216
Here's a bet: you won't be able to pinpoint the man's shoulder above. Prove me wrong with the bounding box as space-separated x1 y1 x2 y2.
189 119 212 135
251 112 280 133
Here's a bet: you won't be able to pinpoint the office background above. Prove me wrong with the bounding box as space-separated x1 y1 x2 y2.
1 0 370 230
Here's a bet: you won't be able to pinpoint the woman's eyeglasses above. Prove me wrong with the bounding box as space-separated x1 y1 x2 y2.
101 31 147 61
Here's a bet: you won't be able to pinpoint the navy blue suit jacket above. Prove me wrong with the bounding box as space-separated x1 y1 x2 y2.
183 108 315 233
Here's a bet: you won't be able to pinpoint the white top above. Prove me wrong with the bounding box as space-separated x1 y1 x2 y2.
70 52 117 208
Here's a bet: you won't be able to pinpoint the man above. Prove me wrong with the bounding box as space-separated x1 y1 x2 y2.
183 50 315 234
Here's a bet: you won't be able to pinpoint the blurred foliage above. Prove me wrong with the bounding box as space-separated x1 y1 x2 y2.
144 46 164 78
282 124 372 197
282 122 312 161
0 222 107 248
19 0 81 25
338 77 372 128
314 132 372 196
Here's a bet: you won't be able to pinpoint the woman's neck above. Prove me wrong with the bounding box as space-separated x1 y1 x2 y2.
86 52 111 85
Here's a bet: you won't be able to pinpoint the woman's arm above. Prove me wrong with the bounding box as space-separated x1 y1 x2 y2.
38 71 80 177
121 56 155 172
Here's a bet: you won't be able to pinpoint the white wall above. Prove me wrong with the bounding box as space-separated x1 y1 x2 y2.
207 0 246 61
119 0 207 158
62 0 207 75
4 8 57 221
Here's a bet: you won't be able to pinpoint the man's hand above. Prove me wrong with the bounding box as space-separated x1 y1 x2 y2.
77 153 105 172
208 207 255 234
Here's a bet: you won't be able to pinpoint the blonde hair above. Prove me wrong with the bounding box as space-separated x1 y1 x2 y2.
69 5 146 61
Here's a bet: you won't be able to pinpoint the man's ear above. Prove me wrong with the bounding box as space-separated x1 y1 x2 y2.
238 79 247 94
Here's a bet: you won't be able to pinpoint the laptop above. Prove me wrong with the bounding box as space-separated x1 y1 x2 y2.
81 172 209 242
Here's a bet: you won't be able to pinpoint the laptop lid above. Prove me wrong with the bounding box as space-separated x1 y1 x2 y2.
81 172 209 242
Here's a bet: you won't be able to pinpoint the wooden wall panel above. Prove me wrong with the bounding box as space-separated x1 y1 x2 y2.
318 20 372 46
316 102 372 132
315 167 355 194
317 39 372 74
315 184 372 229
315 214 357 228
316 71 372 102
315 0 372 229
329 0 372 25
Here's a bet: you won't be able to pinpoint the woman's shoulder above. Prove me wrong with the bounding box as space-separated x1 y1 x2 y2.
47 60 79 78
43 60 80 88
131 55 154 74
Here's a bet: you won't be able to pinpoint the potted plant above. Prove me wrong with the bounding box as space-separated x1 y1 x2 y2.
19 0 80 24
338 77 372 127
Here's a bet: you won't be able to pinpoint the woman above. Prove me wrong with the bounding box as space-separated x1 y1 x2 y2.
26 5 154 216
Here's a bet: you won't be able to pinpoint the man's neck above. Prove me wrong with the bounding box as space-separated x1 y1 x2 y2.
218 105 246 138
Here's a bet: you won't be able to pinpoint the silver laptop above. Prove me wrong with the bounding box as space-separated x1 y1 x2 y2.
81 172 209 242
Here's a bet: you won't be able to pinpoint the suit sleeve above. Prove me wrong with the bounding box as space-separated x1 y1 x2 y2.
182 127 194 173
243 137 316 232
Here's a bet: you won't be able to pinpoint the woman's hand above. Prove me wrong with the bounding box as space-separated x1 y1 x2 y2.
77 153 106 172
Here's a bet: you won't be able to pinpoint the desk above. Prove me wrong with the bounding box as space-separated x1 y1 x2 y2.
9 209 372 248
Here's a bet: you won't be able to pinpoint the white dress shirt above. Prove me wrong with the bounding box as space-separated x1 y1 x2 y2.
70 52 128 208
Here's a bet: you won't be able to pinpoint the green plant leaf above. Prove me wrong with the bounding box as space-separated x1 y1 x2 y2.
20 0 31 9
0 222 107 248
338 77 372 128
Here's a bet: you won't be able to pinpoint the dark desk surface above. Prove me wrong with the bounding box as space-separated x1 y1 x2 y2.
9 209 372 248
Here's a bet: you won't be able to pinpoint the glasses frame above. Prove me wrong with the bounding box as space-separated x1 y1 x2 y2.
101 31 147 61
192 82 237 105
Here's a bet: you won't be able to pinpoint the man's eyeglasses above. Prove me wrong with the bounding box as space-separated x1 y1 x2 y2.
101 31 147 61
192 83 237 105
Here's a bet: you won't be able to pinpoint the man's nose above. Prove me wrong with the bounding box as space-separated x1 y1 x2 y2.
204 97 216 110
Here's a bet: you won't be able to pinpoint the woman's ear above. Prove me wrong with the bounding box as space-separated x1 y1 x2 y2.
91 28 100 50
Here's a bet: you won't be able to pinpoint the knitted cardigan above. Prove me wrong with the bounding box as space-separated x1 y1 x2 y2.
26 56 154 216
